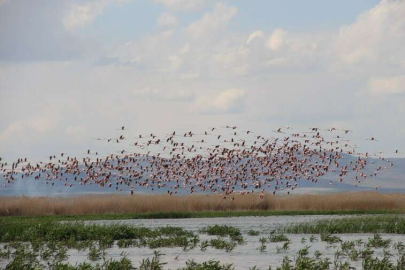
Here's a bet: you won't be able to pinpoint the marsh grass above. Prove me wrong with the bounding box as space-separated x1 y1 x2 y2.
276 241 291 253
180 260 234 270
367 234 392 248
208 238 237 252
0 220 198 253
199 225 243 251
200 225 241 237
4 213 405 269
5 227 405 269
269 234 290 243
247 229 260 236
320 233 342 244
1 192 405 217
283 215 405 234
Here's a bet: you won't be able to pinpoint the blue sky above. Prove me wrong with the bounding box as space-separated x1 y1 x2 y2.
0 0 405 162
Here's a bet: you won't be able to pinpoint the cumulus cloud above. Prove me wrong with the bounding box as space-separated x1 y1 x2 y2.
211 44 250 76
247 30 264 44
2 0 405 161
266 28 287 51
106 0 405 79
154 0 205 12
63 0 131 30
333 0 405 70
185 3 237 39
193 89 247 114
63 1 106 30
368 76 405 95
157 12 177 28
107 30 175 67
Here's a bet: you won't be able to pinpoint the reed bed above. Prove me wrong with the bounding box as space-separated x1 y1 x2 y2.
1 192 405 217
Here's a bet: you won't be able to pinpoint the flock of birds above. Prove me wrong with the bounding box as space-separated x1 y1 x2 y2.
0 126 402 198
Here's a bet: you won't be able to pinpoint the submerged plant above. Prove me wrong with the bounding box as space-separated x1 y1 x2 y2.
394 241 405 254
180 259 234 270
367 234 391 249
248 230 260 236
269 234 289 243
276 241 290 253
137 251 167 270
320 233 342 244
88 244 102 261
209 238 236 252
309 235 318 242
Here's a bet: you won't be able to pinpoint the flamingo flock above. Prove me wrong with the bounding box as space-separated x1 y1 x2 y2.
0 126 400 197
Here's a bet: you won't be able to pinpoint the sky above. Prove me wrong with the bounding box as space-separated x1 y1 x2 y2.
1 0 405 162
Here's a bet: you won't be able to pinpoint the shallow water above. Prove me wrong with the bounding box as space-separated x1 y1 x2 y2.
2 215 405 269
58 233 405 269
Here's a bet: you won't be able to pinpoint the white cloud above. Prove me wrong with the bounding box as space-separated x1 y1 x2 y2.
193 89 247 114
154 0 205 12
108 30 175 67
368 76 405 95
157 12 177 28
63 0 131 30
212 44 250 76
185 3 237 39
63 1 107 30
247 30 264 44
3 0 405 162
266 28 287 51
333 0 405 70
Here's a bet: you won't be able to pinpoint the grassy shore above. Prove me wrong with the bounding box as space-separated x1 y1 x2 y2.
1 192 405 219
0 209 403 224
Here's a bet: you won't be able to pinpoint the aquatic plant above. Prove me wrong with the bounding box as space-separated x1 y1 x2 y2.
137 251 167 270
283 215 405 234
269 234 289 243
366 233 391 248
200 225 241 238
276 241 291 253
180 259 234 270
340 240 355 252
363 255 394 269
309 235 318 242
209 238 236 252
394 241 405 253
248 230 260 236
88 244 102 261
320 233 342 244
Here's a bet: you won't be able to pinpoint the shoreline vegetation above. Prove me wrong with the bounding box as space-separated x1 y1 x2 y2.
2 218 405 269
2 206 405 269
1 192 405 221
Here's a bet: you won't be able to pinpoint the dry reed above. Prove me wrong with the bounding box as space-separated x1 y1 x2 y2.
1 192 405 217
